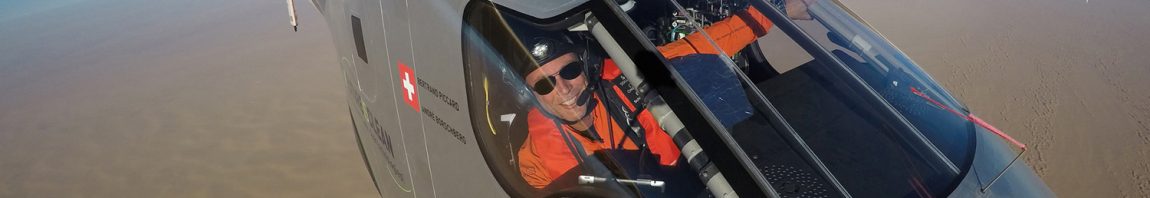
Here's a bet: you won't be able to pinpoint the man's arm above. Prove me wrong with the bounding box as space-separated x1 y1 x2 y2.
636 109 681 166
657 6 774 60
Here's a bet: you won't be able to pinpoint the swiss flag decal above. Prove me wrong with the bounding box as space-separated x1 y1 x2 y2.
398 62 419 112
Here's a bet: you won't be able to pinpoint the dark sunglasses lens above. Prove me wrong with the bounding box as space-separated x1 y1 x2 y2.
558 61 584 80
533 77 554 95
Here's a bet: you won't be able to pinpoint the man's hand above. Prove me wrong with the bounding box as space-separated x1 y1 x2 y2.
785 0 817 20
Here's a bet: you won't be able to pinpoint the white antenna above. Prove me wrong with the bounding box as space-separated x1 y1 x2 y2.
286 0 298 31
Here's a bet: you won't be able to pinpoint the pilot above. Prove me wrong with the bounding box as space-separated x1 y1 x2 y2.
514 2 812 189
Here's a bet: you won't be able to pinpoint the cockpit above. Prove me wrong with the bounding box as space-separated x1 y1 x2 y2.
460 0 979 197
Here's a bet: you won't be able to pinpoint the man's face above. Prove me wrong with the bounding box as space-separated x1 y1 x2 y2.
525 53 588 122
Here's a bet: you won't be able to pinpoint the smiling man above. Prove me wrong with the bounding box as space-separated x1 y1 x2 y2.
509 5 787 190
514 35 688 189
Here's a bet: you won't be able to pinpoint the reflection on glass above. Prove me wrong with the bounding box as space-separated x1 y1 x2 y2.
647 0 981 197
734 0 976 197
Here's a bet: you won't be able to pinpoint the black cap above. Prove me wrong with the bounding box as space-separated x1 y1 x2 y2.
462 2 579 81
525 37 575 67
497 17 580 81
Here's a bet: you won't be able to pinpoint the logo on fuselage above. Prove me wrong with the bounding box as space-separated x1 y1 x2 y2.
398 61 420 112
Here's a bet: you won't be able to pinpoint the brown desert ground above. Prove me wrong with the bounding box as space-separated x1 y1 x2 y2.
843 0 1150 197
0 0 375 197
1 0 1148 197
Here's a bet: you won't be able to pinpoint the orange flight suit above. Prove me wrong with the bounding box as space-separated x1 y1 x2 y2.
517 6 775 189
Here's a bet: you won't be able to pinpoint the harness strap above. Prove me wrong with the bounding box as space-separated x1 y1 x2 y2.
599 77 649 150
553 120 588 166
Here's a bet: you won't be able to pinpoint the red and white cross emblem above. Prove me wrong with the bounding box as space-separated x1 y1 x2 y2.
398 61 419 111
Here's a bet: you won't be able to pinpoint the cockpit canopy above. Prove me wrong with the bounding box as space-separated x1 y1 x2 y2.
491 0 587 19
461 0 983 197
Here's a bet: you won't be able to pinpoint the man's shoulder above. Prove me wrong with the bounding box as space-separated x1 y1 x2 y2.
601 59 622 80
526 108 548 124
526 108 564 141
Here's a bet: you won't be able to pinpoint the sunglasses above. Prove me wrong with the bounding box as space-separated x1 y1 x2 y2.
531 60 585 95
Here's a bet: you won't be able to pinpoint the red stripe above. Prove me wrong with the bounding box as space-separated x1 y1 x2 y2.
908 177 933 198
909 87 1026 150
969 115 1027 150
